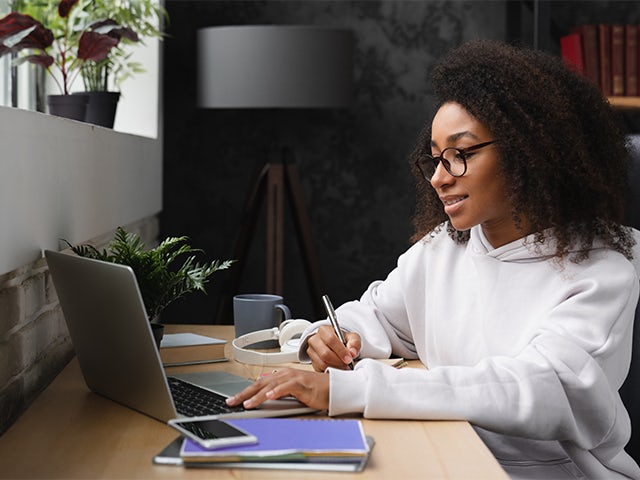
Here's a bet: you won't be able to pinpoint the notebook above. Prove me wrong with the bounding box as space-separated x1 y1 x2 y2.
44 250 316 422
180 418 370 462
154 436 375 472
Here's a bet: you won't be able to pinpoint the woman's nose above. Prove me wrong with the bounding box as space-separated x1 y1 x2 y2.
430 161 452 189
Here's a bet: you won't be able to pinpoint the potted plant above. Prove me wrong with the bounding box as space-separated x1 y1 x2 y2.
82 0 168 126
0 0 158 124
65 227 235 345
0 1 118 119
78 0 166 127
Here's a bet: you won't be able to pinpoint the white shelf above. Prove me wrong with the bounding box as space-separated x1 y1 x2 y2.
0 106 162 275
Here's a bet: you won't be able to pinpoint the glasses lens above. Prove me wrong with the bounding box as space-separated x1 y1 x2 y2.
417 156 436 180
418 148 468 180
441 148 466 176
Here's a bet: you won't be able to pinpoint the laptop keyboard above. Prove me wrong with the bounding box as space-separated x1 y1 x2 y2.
167 376 247 417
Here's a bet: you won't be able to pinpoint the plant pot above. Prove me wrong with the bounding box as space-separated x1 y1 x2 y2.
47 94 88 121
80 91 120 128
150 323 165 349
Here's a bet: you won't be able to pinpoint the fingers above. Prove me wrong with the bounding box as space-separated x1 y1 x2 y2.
344 332 361 359
226 368 330 411
306 326 361 371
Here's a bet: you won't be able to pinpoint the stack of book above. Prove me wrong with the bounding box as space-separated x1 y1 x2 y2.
561 24 638 97
159 333 227 366
154 418 374 472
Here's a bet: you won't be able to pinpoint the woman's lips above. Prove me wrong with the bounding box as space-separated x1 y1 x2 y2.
441 195 468 214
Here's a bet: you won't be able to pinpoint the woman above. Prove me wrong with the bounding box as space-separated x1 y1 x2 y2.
227 40 640 479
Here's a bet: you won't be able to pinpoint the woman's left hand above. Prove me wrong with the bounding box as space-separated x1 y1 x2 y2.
225 368 330 411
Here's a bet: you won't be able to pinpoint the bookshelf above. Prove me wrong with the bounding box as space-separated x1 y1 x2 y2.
609 97 640 132
608 97 640 110
508 2 640 116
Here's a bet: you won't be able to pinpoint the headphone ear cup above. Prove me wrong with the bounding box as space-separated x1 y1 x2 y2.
278 319 311 348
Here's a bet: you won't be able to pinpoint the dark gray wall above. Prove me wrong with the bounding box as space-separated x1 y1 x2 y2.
160 1 640 324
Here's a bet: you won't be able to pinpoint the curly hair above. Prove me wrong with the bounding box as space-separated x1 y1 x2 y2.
409 39 635 261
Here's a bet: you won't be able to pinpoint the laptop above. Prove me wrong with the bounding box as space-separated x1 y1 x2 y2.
44 249 316 423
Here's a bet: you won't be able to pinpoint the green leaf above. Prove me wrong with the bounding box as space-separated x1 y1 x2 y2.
65 226 235 320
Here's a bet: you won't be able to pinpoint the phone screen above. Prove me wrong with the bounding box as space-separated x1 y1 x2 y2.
169 418 258 449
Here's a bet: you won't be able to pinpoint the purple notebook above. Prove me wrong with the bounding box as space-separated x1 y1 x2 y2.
180 418 369 460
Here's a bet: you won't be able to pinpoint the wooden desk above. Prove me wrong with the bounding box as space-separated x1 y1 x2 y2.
0 325 507 479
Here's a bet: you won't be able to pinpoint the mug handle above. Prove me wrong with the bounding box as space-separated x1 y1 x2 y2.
274 304 291 323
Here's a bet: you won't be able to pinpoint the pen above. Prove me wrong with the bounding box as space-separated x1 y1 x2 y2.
322 294 355 370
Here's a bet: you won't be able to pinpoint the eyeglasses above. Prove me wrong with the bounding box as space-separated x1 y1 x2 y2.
415 140 496 181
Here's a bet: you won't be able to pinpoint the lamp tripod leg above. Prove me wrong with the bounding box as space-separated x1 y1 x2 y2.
284 161 326 318
265 163 285 294
215 162 268 324
216 151 326 323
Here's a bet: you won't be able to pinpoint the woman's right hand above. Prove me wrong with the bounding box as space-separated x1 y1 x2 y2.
306 325 361 372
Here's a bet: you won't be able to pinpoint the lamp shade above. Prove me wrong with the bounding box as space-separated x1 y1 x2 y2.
197 25 353 109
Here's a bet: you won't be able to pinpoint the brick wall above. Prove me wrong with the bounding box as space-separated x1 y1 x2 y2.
0 216 159 436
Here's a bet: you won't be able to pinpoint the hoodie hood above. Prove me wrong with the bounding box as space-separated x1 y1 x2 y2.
469 225 617 263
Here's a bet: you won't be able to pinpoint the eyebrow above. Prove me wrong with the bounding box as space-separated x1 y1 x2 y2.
430 131 480 148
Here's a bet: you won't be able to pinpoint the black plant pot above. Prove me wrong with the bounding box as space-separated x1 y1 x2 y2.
47 94 88 121
151 323 165 349
80 91 120 128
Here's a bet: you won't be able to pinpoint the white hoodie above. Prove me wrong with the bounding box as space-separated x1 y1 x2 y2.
299 225 640 479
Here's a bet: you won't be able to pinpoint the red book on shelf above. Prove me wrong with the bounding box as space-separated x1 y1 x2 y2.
628 24 639 96
573 24 600 88
561 32 584 74
611 24 625 95
598 24 612 96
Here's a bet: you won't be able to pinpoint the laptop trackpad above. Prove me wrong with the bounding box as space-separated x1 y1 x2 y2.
172 371 251 397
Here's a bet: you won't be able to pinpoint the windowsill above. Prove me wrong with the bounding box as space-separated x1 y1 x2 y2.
0 106 163 275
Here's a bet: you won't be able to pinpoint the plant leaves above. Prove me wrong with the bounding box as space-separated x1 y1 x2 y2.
58 0 80 19
77 30 118 62
1 24 35 48
89 19 139 43
0 13 38 42
23 53 54 68
0 12 53 57
67 227 235 319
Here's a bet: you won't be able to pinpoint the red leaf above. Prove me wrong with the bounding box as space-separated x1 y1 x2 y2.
77 31 118 62
89 19 139 43
108 26 138 43
25 53 54 68
0 12 53 54
89 19 118 30
58 0 79 18
0 12 36 40
13 26 53 51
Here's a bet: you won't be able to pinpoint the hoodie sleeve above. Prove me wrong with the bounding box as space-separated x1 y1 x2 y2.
327 262 638 456
297 242 425 363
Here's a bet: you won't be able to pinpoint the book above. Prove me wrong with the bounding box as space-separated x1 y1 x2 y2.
159 333 227 366
180 418 370 464
599 24 612 96
625 24 638 96
611 24 625 95
560 32 584 74
153 435 375 472
573 24 600 88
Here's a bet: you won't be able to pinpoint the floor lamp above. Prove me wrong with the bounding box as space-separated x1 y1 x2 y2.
197 25 353 322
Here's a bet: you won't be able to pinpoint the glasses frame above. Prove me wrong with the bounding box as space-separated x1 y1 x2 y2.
416 140 496 181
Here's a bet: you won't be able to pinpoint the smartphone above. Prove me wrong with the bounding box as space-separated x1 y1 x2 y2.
168 417 258 449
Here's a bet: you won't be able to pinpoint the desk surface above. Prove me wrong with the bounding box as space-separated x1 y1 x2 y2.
0 325 507 479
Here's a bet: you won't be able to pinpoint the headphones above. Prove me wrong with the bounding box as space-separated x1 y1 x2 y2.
232 319 311 365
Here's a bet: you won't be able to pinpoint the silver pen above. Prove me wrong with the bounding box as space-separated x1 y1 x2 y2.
322 294 355 370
